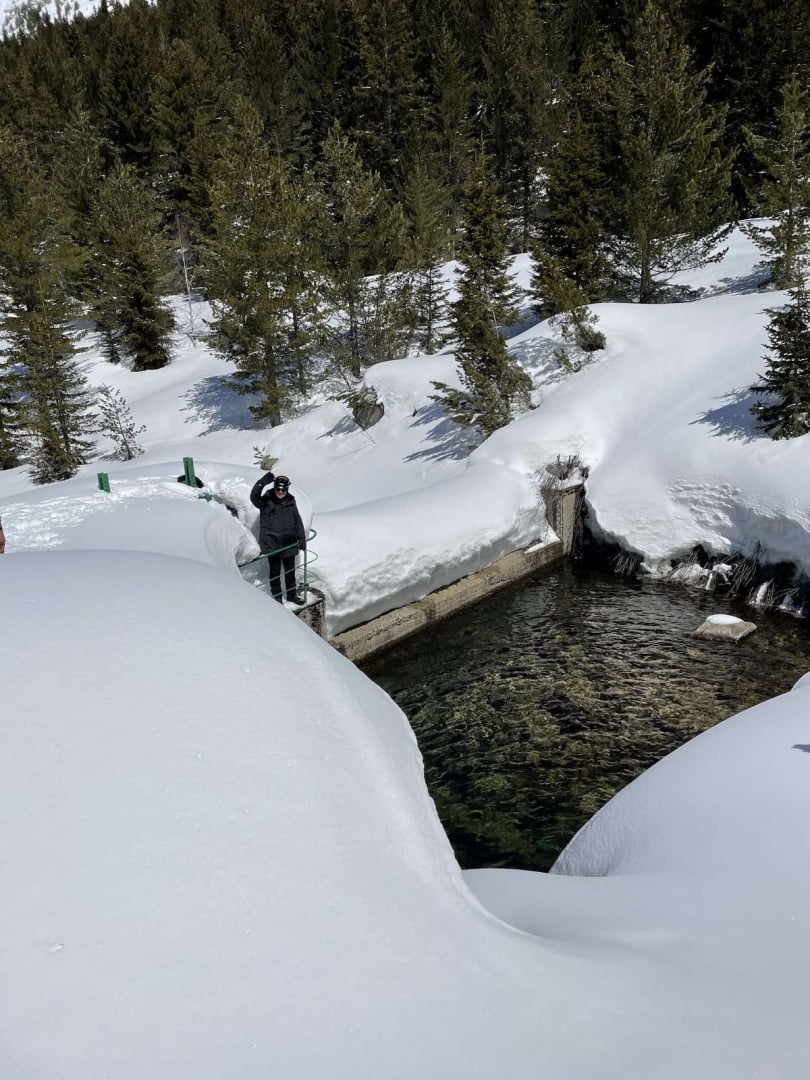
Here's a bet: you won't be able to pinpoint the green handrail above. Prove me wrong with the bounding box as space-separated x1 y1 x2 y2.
239 528 319 607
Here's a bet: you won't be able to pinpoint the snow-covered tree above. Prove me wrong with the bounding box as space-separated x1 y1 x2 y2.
96 384 145 460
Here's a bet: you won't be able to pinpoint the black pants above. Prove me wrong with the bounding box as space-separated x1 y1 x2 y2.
268 553 297 600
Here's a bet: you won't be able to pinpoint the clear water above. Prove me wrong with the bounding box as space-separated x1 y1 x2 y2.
362 563 810 871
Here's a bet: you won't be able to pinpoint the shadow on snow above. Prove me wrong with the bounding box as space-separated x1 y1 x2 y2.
182 376 261 433
692 386 765 443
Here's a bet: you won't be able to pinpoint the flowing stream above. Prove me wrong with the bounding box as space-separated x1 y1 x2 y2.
362 562 810 871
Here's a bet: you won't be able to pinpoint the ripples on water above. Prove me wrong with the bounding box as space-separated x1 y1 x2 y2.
362 563 810 871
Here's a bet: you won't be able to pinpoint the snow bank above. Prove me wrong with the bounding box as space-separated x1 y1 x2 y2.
478 288 810 573
5 536 810 1078
316 461 545 633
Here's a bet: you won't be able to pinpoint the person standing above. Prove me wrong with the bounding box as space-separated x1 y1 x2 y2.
249 472 306 604
0 515 5 554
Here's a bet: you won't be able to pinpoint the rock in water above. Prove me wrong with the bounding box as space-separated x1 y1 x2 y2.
692 615 757 642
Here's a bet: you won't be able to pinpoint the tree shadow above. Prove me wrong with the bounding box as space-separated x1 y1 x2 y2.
513 335 566 384
182 376 260 433
502 310 539 340
792 744 810 754
710 267 772 295
692 386 764 444
318 414 359 439
405 401 477 462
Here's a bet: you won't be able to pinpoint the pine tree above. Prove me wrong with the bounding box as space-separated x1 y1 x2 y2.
539 57 611 298
680 0 810 210
205 100 326 425
350 0 424 182
235 13 305 161
288 0 358 158
84 0 162 173
0 123 93 480
318 122 410 378
52 108 106 234
744 73 810 289
153 37 233 228
0 361 24 469
480 0 553 246
96 384 146 460
751 279 810 439
88 161 175 370
532 250 605 363
0 10 82 153
10 298 96 483
432 151 531 437
427 22 475 252
402 157 451 353
605 3 734 302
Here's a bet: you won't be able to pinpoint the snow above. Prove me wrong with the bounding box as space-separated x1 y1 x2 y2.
4 221 810 1074
5 500 810 1076
477 230 810 577
707 613 744 625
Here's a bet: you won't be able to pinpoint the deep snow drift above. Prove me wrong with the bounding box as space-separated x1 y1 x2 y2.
4 529 810 1078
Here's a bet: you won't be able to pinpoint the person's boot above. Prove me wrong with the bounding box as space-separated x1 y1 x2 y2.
287 592 305 605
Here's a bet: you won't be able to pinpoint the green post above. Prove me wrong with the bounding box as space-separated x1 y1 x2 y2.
182 456 196 487
97 472 110 493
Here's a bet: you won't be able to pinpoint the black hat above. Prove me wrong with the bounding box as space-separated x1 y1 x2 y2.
273 475 290 489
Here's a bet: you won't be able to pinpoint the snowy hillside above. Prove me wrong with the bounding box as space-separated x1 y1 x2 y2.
2 226 809 632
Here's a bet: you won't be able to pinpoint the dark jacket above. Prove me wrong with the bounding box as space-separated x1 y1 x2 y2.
249 473 306 554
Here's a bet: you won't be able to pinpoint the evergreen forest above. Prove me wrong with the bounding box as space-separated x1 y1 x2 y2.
1 0 810 478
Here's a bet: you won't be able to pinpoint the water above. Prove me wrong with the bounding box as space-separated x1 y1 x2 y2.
362 563 810 872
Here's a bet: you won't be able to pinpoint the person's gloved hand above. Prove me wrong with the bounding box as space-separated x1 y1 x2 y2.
263 471 275 485
298 540 307 551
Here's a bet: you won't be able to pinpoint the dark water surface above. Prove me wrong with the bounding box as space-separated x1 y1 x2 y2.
362 563 810 871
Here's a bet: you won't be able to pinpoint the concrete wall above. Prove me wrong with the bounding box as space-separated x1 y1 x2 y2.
330 538 564 663
303 482 584 663
296 588 327 638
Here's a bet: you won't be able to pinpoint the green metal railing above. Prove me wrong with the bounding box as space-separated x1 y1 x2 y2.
239 528 319 608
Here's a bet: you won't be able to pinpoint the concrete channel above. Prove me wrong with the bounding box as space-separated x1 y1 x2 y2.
322 482 584 663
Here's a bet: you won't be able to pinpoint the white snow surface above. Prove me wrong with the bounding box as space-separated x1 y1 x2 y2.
477 243 810 574
4 546 810 1078
4 226 810 1075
